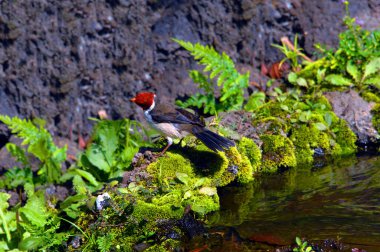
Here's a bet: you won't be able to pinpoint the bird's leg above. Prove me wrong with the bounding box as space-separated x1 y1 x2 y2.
158 137 173 156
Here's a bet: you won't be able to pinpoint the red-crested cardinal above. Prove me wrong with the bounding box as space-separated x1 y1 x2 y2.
130 92 235 154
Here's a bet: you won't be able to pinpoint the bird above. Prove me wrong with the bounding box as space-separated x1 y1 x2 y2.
130 92 235 155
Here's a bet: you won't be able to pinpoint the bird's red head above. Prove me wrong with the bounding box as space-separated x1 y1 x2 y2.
130 92 156 110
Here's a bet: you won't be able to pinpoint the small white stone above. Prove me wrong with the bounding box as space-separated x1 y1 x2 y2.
96 193 111 210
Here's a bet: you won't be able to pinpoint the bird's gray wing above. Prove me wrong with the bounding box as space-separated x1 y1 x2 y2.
150 105 203 126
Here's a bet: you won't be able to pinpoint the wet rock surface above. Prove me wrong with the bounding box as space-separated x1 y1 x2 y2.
1 0 378 140
324 90 379 148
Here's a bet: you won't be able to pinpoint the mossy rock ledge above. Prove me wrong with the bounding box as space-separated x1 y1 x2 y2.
75 95 361 250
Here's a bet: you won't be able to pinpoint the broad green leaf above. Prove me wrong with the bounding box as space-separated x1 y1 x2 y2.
325 74 352 86
175 172 189 186
363 76 380 89
190 202 207 215
280 105 289 111
97 123 119 166
0 241 9 250
183 191 193 200
128 182 141 193
346 60 360 82
194 178 206 188
274 87 283 95
316 68 326 84
19 237 44 250
85 144 111 172
314 122 327 131
296 77 308 87
118 188 130 194
364 57 380 79
324 112 333 127
298 111 311 123
296 237 302 245
73 175 88 195
288 72 298 83
73 168 100 187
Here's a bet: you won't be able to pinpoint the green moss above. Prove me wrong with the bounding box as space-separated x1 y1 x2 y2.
333 119 357 155
147 152 195 180
289 117 356 164
260 134 297 172
372 103 380 133
144 146 226 216
133 200 183 222
225 146 254 184
290 124 330 164
238 137 262 173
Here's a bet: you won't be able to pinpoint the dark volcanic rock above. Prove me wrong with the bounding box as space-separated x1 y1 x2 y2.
0 0 378 140
0 123 10 149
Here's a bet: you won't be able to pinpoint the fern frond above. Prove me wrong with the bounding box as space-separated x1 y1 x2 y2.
173 39 249 114
0 115 47 147
0 115 66 183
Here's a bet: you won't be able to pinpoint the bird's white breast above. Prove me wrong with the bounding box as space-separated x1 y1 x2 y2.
143 101 187 139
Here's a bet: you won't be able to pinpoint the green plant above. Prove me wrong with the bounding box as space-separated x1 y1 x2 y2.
273 1 379 94
0 115 67 183
80 119 151 181
174 39 250 114
272 35 312 71
316 1 380 70
0 190 68 251
244 91 266 112
293 237 314 252
309 1 380 91
323 57 380 89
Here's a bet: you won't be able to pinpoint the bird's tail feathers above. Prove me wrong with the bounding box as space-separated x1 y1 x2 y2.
192 127 235 152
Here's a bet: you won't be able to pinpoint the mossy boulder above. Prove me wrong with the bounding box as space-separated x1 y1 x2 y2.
237 137 262 179
260 134 297 172
289 117 356 164
147 141 257 188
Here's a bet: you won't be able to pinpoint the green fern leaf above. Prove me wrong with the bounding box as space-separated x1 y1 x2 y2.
0 115 66 183
19 192 49 227
174 39 249 114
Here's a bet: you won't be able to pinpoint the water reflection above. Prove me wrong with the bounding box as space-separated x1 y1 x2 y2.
209 156 380 250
